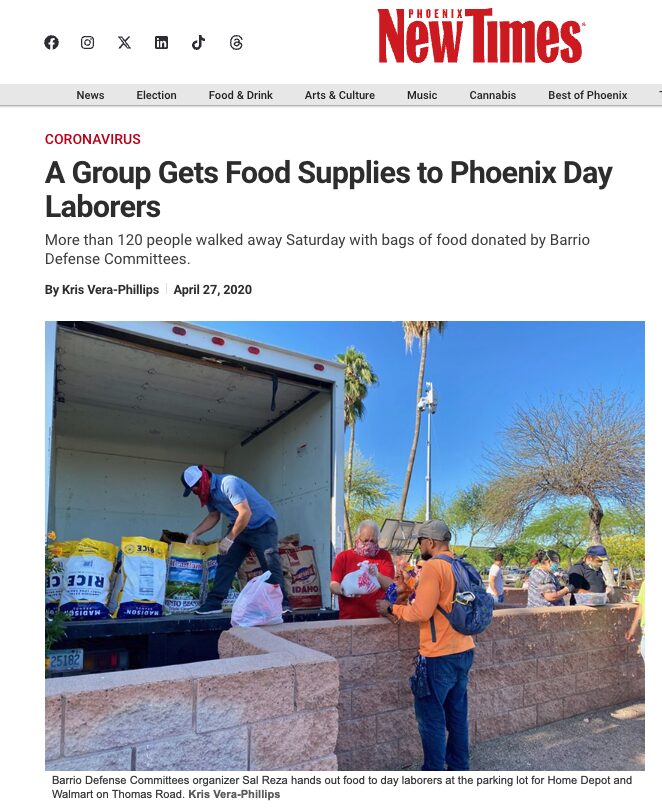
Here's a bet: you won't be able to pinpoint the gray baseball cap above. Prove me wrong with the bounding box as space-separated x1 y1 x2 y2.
415 519 451 543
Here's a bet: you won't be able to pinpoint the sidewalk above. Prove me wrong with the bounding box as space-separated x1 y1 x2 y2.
470 702 645 771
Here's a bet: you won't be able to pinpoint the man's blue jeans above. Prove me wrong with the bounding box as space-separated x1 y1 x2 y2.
207 519 288 606
414 648 475 771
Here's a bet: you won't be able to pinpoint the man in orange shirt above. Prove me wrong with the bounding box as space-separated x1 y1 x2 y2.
376 520 475 771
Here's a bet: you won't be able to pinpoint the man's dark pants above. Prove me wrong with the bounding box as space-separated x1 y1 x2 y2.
414 648 475 770
207 518 289 606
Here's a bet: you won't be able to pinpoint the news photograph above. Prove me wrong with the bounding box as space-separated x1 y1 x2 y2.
45 320 645 774
4 0 661 804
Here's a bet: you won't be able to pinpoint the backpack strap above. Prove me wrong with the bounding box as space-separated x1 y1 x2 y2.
430 553 455 622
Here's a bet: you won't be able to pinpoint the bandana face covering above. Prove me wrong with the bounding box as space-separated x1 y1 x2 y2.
196 467 211 507
355 538 380 558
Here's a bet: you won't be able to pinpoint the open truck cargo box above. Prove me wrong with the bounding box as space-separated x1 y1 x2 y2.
48 609 339 675
46 321 345 671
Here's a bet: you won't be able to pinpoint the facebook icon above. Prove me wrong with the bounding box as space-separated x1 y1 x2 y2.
44 35 60 50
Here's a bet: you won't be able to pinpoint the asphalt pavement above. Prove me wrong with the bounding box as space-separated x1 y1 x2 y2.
470 702 645 771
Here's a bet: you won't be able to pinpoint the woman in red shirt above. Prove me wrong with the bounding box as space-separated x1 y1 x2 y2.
330 520 395 619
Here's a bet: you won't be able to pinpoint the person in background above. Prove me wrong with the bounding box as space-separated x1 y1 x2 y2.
487 552 505 603
625 579 645 662
567 544 609 605
375 520 475 771
180 465 289 614
527 549 571 607
330 520 395 619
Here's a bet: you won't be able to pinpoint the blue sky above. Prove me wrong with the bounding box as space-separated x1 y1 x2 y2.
200 322 644 514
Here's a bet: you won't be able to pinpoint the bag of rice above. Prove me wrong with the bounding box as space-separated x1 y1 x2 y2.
165 541 206 614
222 585 241 612
201 542 241 611
113 537 168 619
201 542 218 603
46 540 78 617
59 538 119 620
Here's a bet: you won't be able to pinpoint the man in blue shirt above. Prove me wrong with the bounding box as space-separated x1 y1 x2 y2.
181 465 288 614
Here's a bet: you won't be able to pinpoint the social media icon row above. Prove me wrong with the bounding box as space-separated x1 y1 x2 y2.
43 35 231 51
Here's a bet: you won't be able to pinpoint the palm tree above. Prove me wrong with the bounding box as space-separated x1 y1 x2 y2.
337 347 378 547
398 322 446 520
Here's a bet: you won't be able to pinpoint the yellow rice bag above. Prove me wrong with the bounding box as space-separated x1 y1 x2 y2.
46 540 79 616
114 537 168 619
59 538 118 620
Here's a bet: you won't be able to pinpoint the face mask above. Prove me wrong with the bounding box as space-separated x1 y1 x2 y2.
354 538 379 558
588 560 603 571
550 562 559 573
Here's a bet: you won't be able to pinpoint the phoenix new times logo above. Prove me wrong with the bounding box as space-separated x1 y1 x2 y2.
378 8 584 63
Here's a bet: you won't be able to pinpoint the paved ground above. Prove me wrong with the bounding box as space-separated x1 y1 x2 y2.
470 702 645 771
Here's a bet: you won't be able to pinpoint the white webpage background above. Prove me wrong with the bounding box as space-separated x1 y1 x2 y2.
1 1 658 803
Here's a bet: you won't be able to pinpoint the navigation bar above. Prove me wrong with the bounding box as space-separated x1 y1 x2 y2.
2 85 661 106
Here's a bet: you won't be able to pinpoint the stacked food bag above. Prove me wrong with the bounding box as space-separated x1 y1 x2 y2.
47 535 168 620
277 533 322 610
164 541 210 614
56 538 121 620
112 537 169 618
46 528 323 618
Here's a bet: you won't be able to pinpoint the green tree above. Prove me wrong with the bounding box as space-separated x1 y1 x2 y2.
445 484 491 547
398 321 446 520
452 545 494 572
495 537 539 568
485 390 644 586
345 450 396 539
601 505 645 537
337 347 378 547
602 534 645 583
519 503 590 566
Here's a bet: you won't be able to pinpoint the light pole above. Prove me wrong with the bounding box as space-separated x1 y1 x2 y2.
417 381 438 520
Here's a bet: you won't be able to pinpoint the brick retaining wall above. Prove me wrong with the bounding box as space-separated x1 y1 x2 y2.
503 587 528 606
45 604 643 771
265 604 643 769
46 628 339 771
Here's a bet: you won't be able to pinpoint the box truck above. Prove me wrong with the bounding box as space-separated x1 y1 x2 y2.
46 321 344 674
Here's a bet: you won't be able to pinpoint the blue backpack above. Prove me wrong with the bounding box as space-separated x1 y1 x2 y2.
433 553 494 635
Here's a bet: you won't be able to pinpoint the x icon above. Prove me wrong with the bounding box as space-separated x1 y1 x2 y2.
118 36 131 49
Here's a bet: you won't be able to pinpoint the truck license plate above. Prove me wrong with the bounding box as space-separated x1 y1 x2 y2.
48 648 84 673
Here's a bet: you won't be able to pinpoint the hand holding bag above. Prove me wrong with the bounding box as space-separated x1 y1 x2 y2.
340 560 381 596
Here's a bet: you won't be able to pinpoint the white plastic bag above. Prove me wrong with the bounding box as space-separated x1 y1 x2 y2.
231 571 283 627
340 560 380 597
